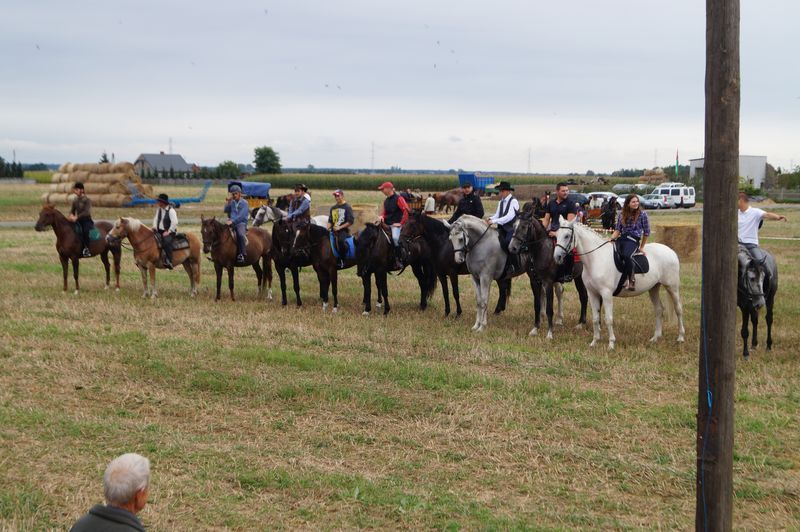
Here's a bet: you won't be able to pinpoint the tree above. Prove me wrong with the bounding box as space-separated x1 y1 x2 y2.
217 160 240 180
0 156 5 177
99 151 110 164
254 146 281 174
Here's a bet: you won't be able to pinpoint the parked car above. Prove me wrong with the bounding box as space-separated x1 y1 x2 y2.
615 194 645 209
641 193 670 209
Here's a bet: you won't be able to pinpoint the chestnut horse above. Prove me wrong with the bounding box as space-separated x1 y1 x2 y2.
434 188 463 213
200 216 273 301
35 205 121 294
108 217 201 298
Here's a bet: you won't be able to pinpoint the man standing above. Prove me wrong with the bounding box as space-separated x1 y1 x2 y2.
327 189 355 265
542 182 577 236
738 192 786 263
423 193 436 215
67 182 94 257
224 184 249 263
448 181 484 224
151 193 177 269
70 453 150 532
378 181 409 269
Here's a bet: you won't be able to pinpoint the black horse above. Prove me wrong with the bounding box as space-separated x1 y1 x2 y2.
737 246 778 358
509 203 589 338
271 218 305 306
601 199 619 230
356 223 436 315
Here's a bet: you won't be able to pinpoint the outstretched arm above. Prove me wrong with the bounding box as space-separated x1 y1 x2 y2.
764 211 787 222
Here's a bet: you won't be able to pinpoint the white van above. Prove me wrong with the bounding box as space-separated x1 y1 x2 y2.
652 182 696 208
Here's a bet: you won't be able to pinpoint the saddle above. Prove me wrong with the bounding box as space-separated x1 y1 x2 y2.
74 223 101 241
228 227 249 247
155 232 190 251
612 241 649 295
329 232 355 260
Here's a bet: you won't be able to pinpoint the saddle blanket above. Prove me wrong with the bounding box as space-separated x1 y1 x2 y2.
330 233 355 260
74 224 101 241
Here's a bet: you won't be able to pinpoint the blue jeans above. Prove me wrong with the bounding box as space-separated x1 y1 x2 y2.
617 235 639 277
233 222 247 257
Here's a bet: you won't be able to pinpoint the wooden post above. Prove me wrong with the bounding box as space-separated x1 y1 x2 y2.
697 0 739 530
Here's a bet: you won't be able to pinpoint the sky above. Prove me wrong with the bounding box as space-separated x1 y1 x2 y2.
1 0 798 173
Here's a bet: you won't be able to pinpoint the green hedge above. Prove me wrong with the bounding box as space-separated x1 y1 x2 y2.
24 171 53 184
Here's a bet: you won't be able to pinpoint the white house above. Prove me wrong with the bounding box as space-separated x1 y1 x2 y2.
689 155 768 188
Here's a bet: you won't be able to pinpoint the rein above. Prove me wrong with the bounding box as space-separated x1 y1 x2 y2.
555 225 613 256
453 222 491 255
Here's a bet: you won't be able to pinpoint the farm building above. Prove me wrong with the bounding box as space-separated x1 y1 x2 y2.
134 152 193 176
689 155 768 188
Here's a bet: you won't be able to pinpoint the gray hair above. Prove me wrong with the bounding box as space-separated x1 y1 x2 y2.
103 453 150 505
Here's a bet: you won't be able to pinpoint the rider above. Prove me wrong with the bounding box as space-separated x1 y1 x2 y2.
152 193 177 269
224 184 249 263
738 191 786 265
448 181 484 224
286 184 311 226
327 189 355 267
486 181 519 275
542 182 577 236
378 181 410 269
609 194 650 291
67 182 94 257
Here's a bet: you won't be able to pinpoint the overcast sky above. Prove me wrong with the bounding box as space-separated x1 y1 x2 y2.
2 0 798 173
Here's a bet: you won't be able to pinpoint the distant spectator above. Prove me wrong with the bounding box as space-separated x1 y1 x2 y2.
71 453 150 532
424 193 436 214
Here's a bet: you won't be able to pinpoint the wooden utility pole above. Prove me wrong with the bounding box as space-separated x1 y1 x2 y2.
696 0 739 530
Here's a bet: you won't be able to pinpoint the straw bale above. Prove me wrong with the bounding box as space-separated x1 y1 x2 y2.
653 224 700 262
45 193 74 205
91 193 131 207
86 172 128 184
41 192 51 204
350 203 379 233
70 170 90 182
58 163 67 173
97 163 112 173
135 184 154 197
112 162 135 173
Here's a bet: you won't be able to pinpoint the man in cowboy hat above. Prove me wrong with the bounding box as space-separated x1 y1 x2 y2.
486 181 520 275
224 184 249 263
67 182 94 257
286 183 311 226
448 180 484 224
151 193 177 269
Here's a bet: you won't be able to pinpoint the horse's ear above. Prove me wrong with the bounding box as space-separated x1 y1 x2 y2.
559 215 569 226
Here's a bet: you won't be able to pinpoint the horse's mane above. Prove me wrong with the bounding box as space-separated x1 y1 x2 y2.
573 221 606 246
309 224 328 239
122 217 143 231
420 214 450 238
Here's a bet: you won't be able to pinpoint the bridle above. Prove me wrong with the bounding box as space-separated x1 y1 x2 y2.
452 223 491 255
737 260 765 302
510 218 549 253
554 224 613 257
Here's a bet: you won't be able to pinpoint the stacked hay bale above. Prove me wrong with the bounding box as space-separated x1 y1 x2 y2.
42 162 154 207
638 168 667 185
653 223 701 262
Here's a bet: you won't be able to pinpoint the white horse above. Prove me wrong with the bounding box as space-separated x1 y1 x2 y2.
253 205 327 227
553 217 685 349
449 215 530 332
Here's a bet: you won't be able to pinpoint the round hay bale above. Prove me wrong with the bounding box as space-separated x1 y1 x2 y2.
112 162 135 174
41 192 51 204
653 224 700 262
70 170 90 181
83 182 113 194
86 172 128 184
350 203 379 233
92 193 130 207
45 193 72 205
58 163 67 173
97 163 112 173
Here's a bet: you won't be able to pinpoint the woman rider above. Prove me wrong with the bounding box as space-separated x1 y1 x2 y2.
609 194 650 291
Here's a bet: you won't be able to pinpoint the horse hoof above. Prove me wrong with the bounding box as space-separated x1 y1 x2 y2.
267 290 273 300
362 311 370 316
104 285 109 290
529 328 538 336
332 307 338 314
322 302 328 311
73 290 79 296
608 342 615 350
649 335 660 343
589 340 598 347
376 302 382 309
677 336 685 343
546 331 553 340
554 318 563 326
115 287 120 292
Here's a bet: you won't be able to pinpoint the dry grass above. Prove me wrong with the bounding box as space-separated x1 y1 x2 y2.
0 185 798 529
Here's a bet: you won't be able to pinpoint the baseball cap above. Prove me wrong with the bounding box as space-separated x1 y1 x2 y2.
332 189 344 197
378 181 394 190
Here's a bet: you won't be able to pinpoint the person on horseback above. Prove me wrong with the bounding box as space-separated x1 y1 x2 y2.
67 182 94 257
286 184 311 225
328 189 354 267
609 194 650 291
486 181 519 276
151 193 177 269
448 181 484 224
737 191 786 265
378 181 410 269
542 182 577 236
224 184 249 263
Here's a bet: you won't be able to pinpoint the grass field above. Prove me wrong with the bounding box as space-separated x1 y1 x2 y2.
1 184 798 529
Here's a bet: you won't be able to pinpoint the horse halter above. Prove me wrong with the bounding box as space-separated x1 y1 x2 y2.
554 225 575 254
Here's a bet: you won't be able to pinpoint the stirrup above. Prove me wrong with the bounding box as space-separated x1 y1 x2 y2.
627 277 636 291
236 254 246 263
82 247 91 257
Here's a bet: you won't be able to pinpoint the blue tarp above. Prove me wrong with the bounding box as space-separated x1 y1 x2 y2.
229 180 271 198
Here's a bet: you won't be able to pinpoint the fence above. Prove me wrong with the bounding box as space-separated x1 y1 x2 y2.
766 188 800 202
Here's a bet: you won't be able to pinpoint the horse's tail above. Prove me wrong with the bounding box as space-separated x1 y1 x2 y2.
424 260 437 302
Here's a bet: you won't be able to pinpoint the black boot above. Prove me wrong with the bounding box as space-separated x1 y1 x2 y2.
627 274 636 291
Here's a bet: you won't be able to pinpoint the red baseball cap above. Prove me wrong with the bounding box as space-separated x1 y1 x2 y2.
378 181 394 190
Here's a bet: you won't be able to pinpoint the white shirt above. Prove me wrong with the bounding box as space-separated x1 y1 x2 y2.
153 206 178 233
489 195 519 226
738 206 764 245
424 196 436 212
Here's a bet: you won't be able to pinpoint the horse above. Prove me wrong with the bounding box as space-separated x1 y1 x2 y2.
553 217 685 349
272 218 357 311
107 218 201 298
34 205 122 294
356 223 436 315
448 215 535 332
601 200 619 230
508 205 589 339
253 204 327 228
434 189 462 213
737 247 778 358
200 216 273 301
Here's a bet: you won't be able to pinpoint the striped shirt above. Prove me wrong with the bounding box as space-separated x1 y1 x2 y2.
615 210 650 239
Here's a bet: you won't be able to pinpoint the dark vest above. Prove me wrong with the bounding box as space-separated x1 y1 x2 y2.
290 197 310 222
383 194 403 225
156 207 172 231
498 196 517 231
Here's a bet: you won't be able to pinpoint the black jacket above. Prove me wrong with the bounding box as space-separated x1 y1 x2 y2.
448 192 484 224
70 504 145 532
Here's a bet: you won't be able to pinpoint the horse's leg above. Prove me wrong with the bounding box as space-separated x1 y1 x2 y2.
193 260 200 297
291 267 302 306
101 251 111 289
362 272 372 315
264 255 273 300
648 285 664 342
149 265 157 299
214 262 223 301
765 292 775 351
740 306 750 358
545 281 555 340
252 262 263 296
278 265 288 306
494 279 509 314
664 285 686 343
412 263 427 311
451 273 462 316
476 274 492 331
470 274 482 331
379 271 390 315
72 257 80 295
749 307 759 352
588 291 602 347
601 293 615 350
439 272 451 316
553 282 564 325
183 261 197 297
530 278 542 336
317 269 330 311
227 266 236 301
376 275 383 309
331 268 339 312
139 264 149 298
60 255 69 292
575 275 589 328
112 247 121 290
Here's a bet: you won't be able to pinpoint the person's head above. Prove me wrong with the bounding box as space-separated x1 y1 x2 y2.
103 453 150 513
621 194 641 223
496 181 514 198
333 189 345 204
378 181 395 197
461 182 474 195
229 184 242 200
156 193 169 207
293 184 305 198
73 182 85 196
555 183 569 201
738 191 750 210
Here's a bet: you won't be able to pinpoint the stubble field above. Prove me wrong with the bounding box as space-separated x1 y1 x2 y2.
0 183 798 529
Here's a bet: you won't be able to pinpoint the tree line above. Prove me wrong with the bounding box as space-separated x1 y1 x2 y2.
0 156 25 178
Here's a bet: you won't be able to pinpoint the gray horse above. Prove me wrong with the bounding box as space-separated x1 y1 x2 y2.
449 215 532 332
737 246 778 358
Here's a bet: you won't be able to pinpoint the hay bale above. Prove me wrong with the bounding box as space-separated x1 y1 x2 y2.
45 193 74 205
70 170 90 182
41 192 50 204
350 203 379 233
86 172 128 184
91 193 130 207
653 224 700 262
97 163 112 173
112 162 135 174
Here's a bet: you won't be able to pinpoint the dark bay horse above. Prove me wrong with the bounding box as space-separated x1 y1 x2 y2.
434 188 462 213
35 205 121 294
200 216 273 301
737 246 778 358
356 223 436 315
399 212 513 317
509 205 589 339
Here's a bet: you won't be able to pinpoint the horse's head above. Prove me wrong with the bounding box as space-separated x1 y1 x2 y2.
509 209 545 255
738 250 766 309
553 216 575 265
398 213 425 263
448 219 468 264
107 217 138 244
252 206 266 227
274 219 295 257
35 204 57 231
200 215 220 253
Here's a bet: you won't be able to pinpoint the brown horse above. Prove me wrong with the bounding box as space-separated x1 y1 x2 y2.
107 217 201 298
200 216 273 301
35 205 122 294
434 188 463 213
